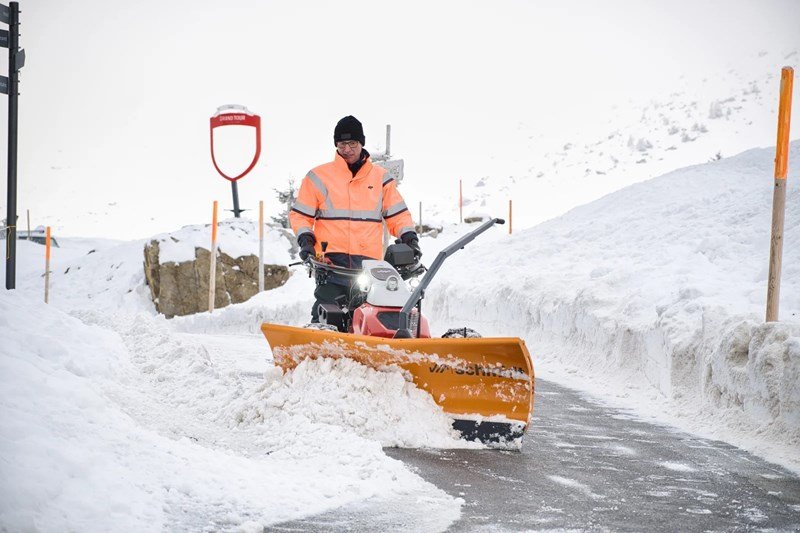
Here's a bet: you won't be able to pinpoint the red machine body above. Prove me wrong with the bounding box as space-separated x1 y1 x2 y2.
351 303 431 338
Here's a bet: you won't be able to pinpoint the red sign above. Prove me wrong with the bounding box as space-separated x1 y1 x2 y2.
209 104 261 182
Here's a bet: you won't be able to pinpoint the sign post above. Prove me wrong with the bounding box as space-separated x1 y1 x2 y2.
209 104 261 218
3 1 24 290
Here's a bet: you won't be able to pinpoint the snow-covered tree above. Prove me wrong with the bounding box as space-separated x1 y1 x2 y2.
271 179 297 228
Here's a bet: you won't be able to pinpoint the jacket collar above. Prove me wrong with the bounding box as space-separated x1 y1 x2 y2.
334 149 372 179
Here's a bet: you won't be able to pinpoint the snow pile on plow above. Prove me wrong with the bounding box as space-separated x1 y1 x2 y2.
225 356 480 449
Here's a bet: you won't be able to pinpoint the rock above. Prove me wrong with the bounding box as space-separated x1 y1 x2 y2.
417 223 442 238
143 240 290 318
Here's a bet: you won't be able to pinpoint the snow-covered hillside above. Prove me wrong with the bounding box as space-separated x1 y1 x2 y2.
442 49 800 229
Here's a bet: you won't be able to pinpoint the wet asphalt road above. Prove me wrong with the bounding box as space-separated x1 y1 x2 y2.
272 379 800 532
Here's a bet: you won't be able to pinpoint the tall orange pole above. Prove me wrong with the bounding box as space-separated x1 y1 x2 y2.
459 179 463 223
509 200 512 235
766 66 793 322
44 226 51 303
258 200 264 292
209 200 218 312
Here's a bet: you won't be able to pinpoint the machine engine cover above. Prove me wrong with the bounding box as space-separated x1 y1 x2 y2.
351 303 430 338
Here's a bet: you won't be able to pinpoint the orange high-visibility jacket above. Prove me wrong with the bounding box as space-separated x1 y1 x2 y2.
290 152 415 260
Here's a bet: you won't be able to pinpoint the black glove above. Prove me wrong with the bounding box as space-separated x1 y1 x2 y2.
400 231 422 261
297 233 316 262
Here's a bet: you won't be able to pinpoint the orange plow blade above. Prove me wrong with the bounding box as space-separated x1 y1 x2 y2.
260 323 535 443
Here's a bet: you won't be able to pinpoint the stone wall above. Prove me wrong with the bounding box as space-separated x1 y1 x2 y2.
143 240 290 318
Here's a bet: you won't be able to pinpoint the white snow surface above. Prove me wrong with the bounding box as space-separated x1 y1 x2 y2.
153 218 293 265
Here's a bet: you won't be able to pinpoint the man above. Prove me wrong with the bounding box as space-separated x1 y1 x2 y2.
289 115 421 323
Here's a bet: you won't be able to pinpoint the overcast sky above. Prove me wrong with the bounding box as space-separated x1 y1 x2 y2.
1 0 798 237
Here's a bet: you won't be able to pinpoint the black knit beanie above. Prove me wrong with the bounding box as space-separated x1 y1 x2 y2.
334 115 365 146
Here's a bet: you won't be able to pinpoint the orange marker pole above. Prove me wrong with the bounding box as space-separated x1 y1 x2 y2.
44 226 51 303
459 179 463 223
209 200 218 313
509 200 513 235
766 66 793 322
258 200 265 292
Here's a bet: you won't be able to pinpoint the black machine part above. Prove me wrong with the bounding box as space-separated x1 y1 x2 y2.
384 242 426 280
318 302 348 332
441 327 483 339
299 245 424 284
393 218 505 339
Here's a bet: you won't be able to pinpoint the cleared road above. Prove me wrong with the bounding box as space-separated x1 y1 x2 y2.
273 378 800 532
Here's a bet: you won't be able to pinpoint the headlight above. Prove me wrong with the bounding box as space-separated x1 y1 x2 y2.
357 272 371 292
408 277 421 290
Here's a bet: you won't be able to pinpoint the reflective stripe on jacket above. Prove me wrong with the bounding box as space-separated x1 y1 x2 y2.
289 152 415 260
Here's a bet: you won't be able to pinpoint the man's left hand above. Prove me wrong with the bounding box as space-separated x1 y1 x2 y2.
400 231 422 262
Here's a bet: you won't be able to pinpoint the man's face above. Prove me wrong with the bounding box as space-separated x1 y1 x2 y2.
337 140 362 165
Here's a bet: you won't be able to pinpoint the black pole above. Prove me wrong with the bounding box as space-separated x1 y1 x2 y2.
231 180 241 218
4 1 19 290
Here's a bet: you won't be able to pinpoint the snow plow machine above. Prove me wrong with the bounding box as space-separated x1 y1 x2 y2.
261 218 534 444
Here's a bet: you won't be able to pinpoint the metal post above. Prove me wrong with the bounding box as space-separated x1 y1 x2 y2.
231 180 241 218
385 124 391 159
26 208 30 240
5 2 20 290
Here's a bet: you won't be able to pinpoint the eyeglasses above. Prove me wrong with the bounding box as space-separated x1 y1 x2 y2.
336 140 360 150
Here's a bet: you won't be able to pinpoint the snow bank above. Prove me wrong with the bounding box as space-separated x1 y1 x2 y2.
151 217 293 265
427 142 800 471
0 289 463 531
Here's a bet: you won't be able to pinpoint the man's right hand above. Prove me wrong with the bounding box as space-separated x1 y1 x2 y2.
298 233 316 262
